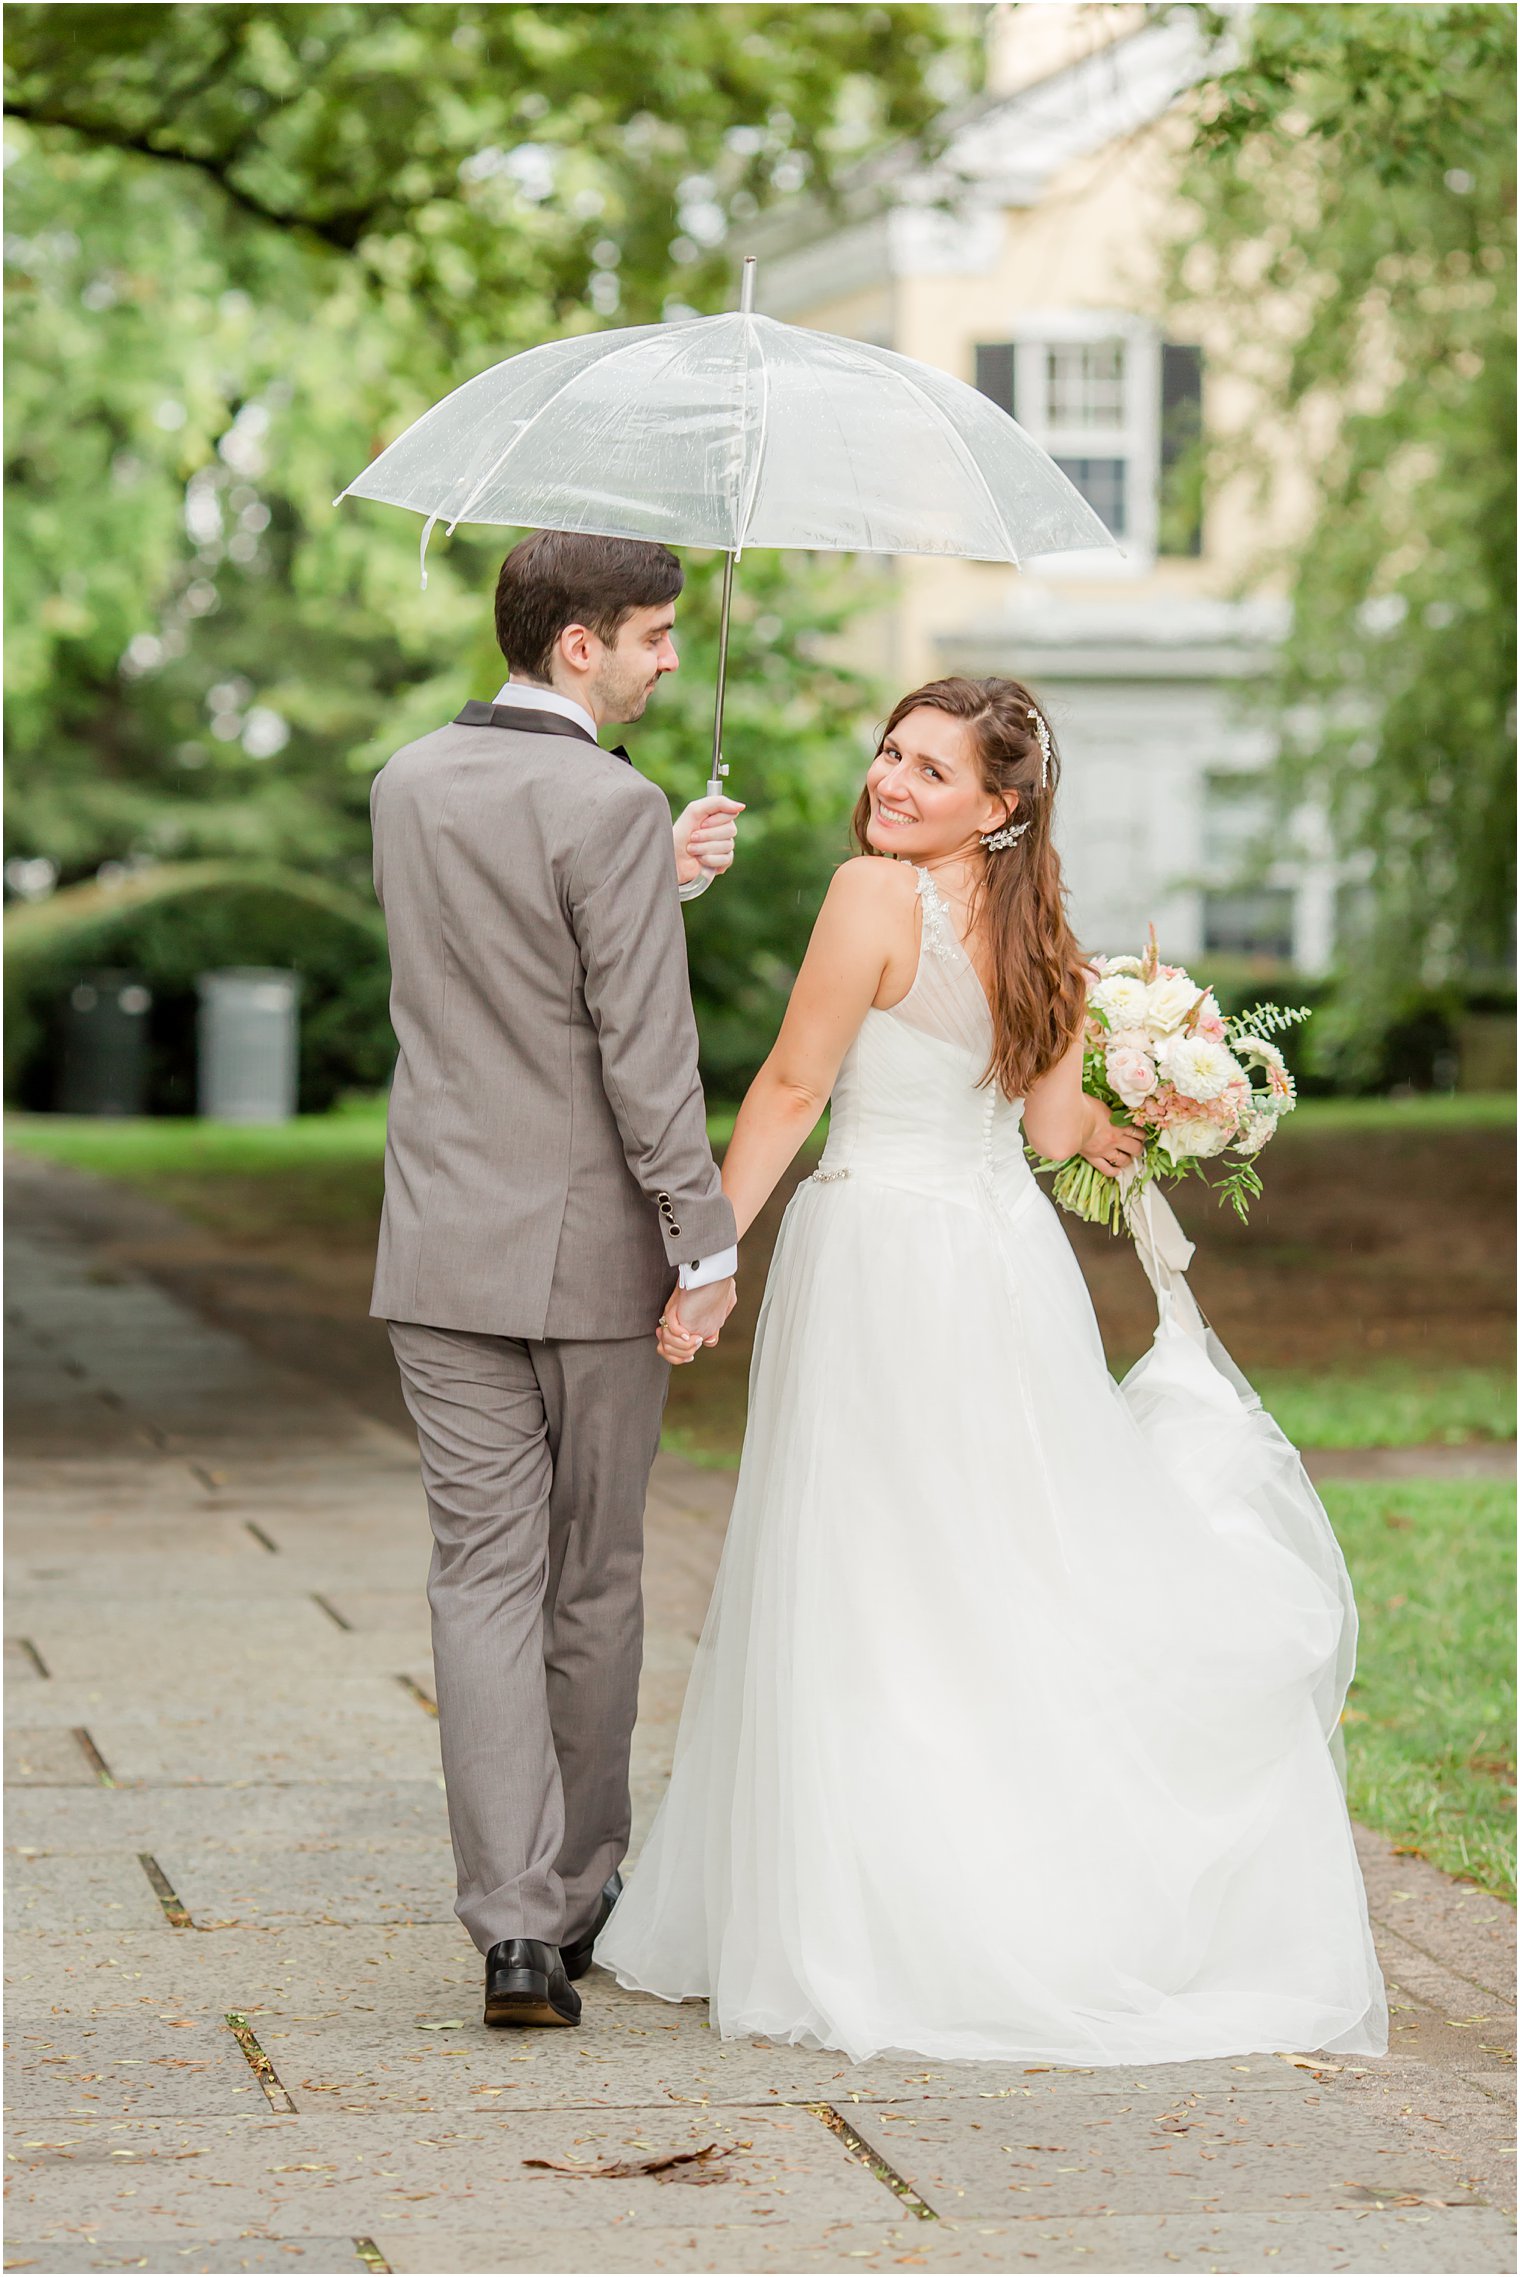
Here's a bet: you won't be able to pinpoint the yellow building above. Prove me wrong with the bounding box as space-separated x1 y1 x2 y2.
748 2 1337 973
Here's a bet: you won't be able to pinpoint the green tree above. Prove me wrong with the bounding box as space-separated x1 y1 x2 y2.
4 3 968 1095
1170 3 1515 1082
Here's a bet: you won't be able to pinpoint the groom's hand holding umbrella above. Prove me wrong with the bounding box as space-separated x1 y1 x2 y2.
673 792 745 887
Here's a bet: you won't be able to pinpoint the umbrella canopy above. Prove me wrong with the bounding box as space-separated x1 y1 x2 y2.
338 310 1118 567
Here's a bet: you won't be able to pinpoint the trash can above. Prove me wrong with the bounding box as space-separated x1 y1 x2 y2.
196 967 300 1123
55 969 153 1117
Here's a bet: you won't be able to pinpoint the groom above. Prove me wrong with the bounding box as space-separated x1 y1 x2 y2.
370 529 741 2029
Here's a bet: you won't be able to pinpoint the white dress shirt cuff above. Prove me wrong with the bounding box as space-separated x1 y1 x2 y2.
677 1244 738 1291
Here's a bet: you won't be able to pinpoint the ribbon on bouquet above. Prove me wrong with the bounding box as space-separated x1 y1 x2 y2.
1118 1169 1208 1340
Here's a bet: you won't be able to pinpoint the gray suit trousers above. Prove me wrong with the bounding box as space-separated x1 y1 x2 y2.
388 1320 667 1956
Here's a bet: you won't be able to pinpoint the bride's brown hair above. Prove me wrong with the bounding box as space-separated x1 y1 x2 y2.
851 676 1089 1100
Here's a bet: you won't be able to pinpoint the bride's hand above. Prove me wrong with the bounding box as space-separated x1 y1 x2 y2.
657 1307 703 1363
1081 1107 1145 1181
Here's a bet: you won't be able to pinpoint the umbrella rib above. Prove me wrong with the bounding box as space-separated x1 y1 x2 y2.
876 358 1024 564
443 325 678 534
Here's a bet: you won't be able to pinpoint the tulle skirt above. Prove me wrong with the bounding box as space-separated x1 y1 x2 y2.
596 1168 1389 2067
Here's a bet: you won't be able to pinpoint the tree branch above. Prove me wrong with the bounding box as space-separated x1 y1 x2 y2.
3 97 380 253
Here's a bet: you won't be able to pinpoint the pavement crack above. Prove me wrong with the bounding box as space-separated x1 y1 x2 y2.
313 1591 352 1625
808 2101 939 2220
1370 1914 1515 2008
14 1637 50 1678
245 1520 281 1554
225 2011 298 2112
396 1673 439 1717
137 1851 194 1928
70 1726 115 1785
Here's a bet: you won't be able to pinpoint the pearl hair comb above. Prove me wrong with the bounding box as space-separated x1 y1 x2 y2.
1027 705 1052 787
980 704 1051 851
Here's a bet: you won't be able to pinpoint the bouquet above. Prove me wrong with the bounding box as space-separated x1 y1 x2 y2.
1030 926 1309 1234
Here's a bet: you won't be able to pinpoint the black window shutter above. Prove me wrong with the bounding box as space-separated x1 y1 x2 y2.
974 342 1016 421
1158 342 1204 556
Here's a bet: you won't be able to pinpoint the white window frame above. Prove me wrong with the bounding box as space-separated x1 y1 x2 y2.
1009 310 1161 580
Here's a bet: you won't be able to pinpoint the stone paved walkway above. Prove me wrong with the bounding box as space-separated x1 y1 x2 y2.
5 1157 1515 2276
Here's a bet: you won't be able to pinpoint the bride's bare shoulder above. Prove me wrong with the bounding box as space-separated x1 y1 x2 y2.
814 858 921 993
822 855 920 916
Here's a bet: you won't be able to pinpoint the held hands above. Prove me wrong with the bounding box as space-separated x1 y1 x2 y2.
656 1276 737 1365
1081 1103 1146 1182
673 795 745 886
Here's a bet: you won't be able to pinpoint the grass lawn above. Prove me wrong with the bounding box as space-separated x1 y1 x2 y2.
1329 1477 1516 1900
4 1097 391 1182
1251 1366 1514 1449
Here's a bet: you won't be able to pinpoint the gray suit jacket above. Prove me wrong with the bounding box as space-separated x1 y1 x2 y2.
369 702 736 1340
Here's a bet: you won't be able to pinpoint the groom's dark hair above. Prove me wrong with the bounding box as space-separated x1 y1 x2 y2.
495 530 684 679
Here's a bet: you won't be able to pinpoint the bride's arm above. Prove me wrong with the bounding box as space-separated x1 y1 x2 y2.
720 858 908 1240
1023 1024 1143 1175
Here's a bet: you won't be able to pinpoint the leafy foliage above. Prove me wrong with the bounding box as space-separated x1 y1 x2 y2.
1170 4 1517 1083
3 3 966 1097
1227 999 1312 1044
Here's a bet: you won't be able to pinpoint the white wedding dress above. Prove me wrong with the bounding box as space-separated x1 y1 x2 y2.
596 867 1388 2067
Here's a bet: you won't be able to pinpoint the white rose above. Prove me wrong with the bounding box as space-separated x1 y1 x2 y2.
1105 1042 1159 1108
1090 974 1149 1028
1159 1112 1233 1163
1144 972 1206 1034
1156 1031 1246 1103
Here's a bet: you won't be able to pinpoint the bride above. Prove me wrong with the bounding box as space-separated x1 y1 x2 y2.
596 674 1388 2068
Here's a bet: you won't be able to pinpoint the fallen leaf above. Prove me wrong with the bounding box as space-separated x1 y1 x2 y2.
523 2142 735 2184
416 2020 467 2032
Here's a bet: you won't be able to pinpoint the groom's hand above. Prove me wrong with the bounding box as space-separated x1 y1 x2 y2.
673 795 745 886
657 1276 736 1363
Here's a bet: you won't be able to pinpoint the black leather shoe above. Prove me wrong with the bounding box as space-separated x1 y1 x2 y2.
483 1937 581 2028
561 1869 623 1982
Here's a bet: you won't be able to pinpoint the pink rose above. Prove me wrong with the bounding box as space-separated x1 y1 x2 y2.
1106 1043 1160 1108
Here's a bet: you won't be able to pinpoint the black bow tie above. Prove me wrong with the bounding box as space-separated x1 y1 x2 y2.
454 699 631 764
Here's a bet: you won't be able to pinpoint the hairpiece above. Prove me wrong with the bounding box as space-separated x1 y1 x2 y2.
980 815 1031 853
1027 705 1052 788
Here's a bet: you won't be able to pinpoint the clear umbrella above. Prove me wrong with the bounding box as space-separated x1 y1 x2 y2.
338 258 1118 795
